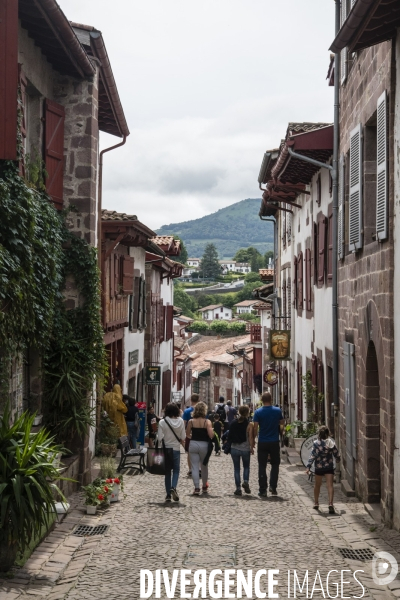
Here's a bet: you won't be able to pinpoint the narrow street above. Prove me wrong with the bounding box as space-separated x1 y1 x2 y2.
2 454 400 600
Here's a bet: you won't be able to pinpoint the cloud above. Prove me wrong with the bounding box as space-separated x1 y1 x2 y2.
161 167 225 195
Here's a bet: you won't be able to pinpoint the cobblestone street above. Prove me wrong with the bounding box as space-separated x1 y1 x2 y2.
2 452 400 600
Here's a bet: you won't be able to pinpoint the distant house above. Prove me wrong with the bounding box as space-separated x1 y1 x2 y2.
235 262 251 273
234 300 259 314
187 258 201 267
219 260 236 273
198 305 232 321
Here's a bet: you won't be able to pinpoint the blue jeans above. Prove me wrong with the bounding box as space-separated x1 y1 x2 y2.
231 447 251 489
126 422 137 449
165 449 181 495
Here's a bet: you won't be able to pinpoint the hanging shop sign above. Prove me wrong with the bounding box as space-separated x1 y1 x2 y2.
145 366 161 385
128 350 139 366
263 368 278 386
269 330 291 361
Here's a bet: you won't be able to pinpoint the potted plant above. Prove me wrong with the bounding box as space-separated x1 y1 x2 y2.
106 476 123 502
82 483 104 514
99 457 123 502
0 406 67 573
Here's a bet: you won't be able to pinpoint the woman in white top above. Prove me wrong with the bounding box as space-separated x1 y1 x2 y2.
157 402 186 502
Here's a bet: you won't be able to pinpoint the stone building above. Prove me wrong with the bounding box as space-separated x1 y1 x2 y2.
330 0 400 526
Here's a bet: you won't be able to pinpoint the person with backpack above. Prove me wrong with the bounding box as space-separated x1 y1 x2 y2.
306 425 341 514
253 392 284 498
157 402 186 502
224 400 237 432
227 405 255 495
124 396 139 449
213 414 223 455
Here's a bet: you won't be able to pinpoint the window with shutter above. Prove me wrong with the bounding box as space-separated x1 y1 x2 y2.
311 355 317 387
227 388 232 401
287 212 292 243
162 370 172 407
338 154 345 259
298 252 303 310
215 364 220 377
376 90 388 241
44 99 65 210
214 385 220 404
293 257 298 308
349 124 363 251
318 216 327 284
110 254 115 298
313 222 318 285
166 305 174 340
316 175 321 206
0 0 18 160
328 209 333 279
122 256 134 294
305 249 312 311
114 255 120 295
282 208 286 247
297 361 303 420
177 368 182 391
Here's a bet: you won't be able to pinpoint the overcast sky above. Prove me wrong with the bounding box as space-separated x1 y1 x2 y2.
62 0 335 231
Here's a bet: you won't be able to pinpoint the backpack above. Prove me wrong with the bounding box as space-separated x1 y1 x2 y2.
216 404 226 421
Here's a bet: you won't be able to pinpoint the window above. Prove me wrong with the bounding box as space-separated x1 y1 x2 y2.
165 305 174 340
44 99 65 210
122 255 134 294
318 215 327 285
376 91 388 241
305 249 312 311
297 252 303 310
328 208 333 279
214 364 220 377
293 257 298 309
214 385 220 404
227 388 232 401
282 278 287 328
220 307 223 313
297 361 303 420
227 367 232 380
349 123 363 251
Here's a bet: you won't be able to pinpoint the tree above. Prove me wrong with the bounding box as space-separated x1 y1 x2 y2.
264 250 273 267
235 281 261 302
234 246 263 271
244 272 261 283
173 283 197 318
172 235 188 265
200 243 221 279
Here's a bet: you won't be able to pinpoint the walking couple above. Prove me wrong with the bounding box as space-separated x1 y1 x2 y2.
228 392 284 498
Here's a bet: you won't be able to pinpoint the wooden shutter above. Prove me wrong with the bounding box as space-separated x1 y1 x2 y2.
305 249 312 311
161 304 166 342
316 174 321 206
297 252 303 310
227 388 232 401
376 90 388 241
282 209 286 247
215 363 220 377
297 361 303 421
214 385 220 404
311 355 317 387
287 277 291 328
110 255 115 297
44 99 65 210
0 0 18 160
338 154 345 259
162 370 172 408
177 367 182 391
122 256 134 294
349 123 363 251
114 254 120 295
166 305 174 340
293 257 298 308
318 217 327 283
328 209 333 280
341 0 348 85
313 222 318 285
141 278 147 329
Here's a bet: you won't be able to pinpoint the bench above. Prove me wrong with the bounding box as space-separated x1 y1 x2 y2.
117 436 147 473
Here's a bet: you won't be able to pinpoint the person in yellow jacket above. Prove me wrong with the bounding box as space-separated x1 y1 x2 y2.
102 384 128 436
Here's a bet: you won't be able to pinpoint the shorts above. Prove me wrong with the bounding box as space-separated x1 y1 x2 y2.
315 468 335 476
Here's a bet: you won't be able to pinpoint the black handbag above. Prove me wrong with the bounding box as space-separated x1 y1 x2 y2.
146 441 172 475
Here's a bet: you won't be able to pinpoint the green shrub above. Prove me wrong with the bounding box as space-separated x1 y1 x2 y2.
188 320 209 333
228 322 247 334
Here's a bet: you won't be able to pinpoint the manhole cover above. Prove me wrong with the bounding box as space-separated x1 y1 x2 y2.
73 524 109 537
337 548 374 561
184 544 236 567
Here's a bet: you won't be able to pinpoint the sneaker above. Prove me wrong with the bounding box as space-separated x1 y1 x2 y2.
328 505 335 514
269 486 277 495
165 495 172 502
187 471 192 477
171 488 179 502
193 488 200 495
242 481 251 494
258 491 267 498
202 482 209 493
234 489 243 496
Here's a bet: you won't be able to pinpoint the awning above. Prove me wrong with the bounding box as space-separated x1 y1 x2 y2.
329 0 400 54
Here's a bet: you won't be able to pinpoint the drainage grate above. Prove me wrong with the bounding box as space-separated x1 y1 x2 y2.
73 524 109 537
184 544 236 567
337 548 374 561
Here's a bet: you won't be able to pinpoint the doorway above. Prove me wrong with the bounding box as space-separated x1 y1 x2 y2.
365 341 381 504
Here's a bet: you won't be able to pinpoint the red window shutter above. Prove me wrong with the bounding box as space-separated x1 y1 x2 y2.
18 66 28 176
44 99 65 210
227 388 232 401
177 368 182 391
318 216 327 284
122 256 134 294
0 0 18 160
297 361 303 421
166 305 174 340
162 370 172 408
298 252 303 310
161 305 166 343
313 222 318 286
214 385 220 403
328 211 333 280
305 249 312 312
317 361 324 396
215 363 220 377
293 257 298 308
311 355 317 387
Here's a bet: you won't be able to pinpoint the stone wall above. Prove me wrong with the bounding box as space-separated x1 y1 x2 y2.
338 40 395 525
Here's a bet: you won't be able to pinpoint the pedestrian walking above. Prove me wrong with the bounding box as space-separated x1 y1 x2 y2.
157 402 186 502
147 406 160 448
186 401 214 495
124 396 139 449
306 425 341 514
228 405 255 495
224 400 237 431
213 414 223 455
182 393 199 476
253 392 284 498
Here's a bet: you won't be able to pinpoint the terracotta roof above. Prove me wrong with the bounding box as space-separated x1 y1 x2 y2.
235 262 250 267
259 269 274 282
253 283 274 299
198 304 226 311
234 300 258 307
206 353 236 365
174 337 185 350
153 235 174 245
190 334 250 373
102 209 137 221
252 301 272 310
175 315 194 323
152 236 181 257
188 258 201 261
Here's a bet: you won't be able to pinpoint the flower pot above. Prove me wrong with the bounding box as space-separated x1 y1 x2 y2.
110 483 120 502
33 414 43 426
100 443 117 457
86 505 97 515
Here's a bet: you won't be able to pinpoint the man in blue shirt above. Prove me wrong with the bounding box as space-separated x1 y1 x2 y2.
253 392 284 497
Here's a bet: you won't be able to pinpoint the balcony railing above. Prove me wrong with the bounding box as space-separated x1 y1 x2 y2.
105 295 129 329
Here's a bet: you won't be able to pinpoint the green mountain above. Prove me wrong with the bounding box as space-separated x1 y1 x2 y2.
156 198 273 259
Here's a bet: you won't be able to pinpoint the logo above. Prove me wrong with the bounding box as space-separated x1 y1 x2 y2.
372 551 398 586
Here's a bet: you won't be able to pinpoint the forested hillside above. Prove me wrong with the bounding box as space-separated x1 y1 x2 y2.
156 198 273 259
